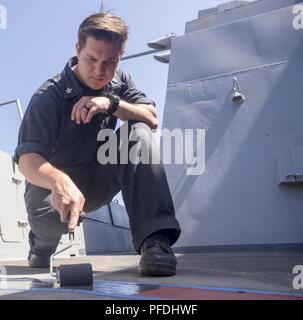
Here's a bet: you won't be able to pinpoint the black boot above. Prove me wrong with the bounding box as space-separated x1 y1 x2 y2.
27 231 52 268
139 232 177 277
28 252 50 269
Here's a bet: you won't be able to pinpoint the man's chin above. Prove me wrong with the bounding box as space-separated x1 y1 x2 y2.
89 80 109 91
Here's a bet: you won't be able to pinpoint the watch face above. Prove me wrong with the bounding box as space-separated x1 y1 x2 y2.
113 96 120 104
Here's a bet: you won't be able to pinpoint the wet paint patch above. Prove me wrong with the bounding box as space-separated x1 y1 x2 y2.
0 279 303 300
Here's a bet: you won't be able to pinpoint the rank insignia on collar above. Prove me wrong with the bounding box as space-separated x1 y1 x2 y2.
66 87 73 95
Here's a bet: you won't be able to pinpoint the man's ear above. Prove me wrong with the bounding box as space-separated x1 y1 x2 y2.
76 43 81 57
120 48 125 58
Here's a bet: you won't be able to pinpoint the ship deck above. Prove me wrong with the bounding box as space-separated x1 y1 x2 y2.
0 250 303 300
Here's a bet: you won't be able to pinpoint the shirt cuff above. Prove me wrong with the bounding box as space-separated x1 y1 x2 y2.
14 142 51 164
134 98 156 107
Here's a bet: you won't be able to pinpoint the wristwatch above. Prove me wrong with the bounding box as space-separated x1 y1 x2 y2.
106 93 120 116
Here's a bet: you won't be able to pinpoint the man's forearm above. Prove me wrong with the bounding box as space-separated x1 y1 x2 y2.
113 101 158 130
18 153 67 190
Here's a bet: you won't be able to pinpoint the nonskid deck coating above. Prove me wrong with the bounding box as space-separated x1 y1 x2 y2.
1 252 303 300
1 278 303 300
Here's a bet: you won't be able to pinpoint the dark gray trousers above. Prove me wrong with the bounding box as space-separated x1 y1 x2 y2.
25 121 181 256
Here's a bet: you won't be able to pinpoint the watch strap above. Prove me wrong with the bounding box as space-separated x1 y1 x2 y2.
106 93 120 116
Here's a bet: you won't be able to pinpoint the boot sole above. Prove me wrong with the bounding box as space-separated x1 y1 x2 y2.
28 256 50 269
139 262 176 277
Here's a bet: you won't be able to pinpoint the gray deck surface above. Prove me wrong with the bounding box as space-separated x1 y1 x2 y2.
0 251 303 300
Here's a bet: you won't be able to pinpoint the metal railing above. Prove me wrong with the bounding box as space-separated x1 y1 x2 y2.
0 99 23 121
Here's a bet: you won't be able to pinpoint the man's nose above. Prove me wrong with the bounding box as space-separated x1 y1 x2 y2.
95 62 106 75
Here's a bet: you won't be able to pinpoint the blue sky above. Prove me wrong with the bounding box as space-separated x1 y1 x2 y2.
0 0 223 155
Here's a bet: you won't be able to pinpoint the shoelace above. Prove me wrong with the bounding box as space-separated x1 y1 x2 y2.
142 239 172 254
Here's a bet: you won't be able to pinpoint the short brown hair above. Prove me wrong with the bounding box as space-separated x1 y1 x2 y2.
78 13 128 50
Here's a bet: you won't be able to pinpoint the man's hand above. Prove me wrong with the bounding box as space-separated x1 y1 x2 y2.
71 96 111 125
71 96 158 130
50 174 85 230
18 153 85 230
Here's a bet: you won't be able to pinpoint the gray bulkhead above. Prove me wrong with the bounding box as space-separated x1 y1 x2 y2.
163 0 303 249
